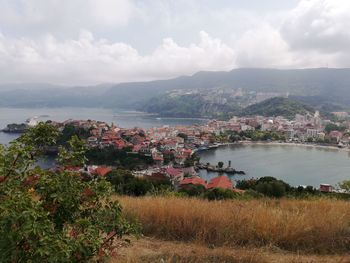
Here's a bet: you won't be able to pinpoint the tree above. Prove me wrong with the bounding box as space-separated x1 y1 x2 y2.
0 123 137 262
236 179 257 190
254 177 290 198
107 169 171 196
339 180 350 192
57 135 88 167
325 123 346 133
217 161 224 168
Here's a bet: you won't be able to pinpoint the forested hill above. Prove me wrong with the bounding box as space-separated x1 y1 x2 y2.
240 97 315 119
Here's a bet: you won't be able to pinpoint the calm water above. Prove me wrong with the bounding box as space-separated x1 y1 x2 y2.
198 144 350 187
0 107 206 144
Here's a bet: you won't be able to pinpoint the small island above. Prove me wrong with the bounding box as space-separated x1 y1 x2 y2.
196 161 246 175
1 123 28 133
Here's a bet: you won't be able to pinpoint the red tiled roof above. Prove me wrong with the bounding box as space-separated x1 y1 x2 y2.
207 175 232 190
180 176 206 187
92 166 112 177
165 167 183 177
133 144 143 152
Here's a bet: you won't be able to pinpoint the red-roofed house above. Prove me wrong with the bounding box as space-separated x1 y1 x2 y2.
329 131 343 142
91 166 112 177
179 176 207 190
165 167 184 180
113 139 127 150
207 175 232 190
133 144 143 153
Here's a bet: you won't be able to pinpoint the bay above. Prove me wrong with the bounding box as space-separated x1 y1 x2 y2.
198 144 350 187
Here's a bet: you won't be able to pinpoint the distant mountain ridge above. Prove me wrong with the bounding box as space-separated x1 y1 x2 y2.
94 68 350 109
1 68 350 115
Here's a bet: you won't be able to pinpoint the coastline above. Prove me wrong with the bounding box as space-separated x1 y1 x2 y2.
215 141 350 153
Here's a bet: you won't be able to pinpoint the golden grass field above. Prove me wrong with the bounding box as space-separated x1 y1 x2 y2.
116 196 350 254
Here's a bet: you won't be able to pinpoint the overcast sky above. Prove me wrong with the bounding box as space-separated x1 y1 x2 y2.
0 0 349 85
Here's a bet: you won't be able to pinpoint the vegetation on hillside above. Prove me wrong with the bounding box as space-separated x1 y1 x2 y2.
140 93 319 119
140 93 239 118
241 97 315 119
86 146 154 170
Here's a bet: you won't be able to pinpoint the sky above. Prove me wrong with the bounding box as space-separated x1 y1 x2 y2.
0 0 349 85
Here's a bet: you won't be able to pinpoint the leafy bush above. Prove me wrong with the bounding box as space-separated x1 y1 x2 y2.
203 188 239 201
0 123 137 262
254 177 291 198
179 185 207 197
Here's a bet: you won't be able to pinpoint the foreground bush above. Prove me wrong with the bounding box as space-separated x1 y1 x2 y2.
0 124 136 262
118 196 350 253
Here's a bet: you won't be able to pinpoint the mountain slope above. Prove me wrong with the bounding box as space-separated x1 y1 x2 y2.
140 93 240 118
104 68 350 108
2 68 350 109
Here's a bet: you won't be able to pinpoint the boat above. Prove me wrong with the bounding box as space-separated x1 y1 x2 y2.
208 144 219 149
197 146 209 151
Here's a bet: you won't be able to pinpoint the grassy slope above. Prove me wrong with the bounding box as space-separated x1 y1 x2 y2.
115 196 350 254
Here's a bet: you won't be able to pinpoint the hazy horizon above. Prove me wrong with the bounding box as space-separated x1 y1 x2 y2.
2 66 350 88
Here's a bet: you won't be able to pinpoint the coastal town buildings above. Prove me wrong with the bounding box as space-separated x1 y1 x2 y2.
26 112 350 193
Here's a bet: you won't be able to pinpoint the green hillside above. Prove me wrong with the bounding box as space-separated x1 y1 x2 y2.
241 97 315 118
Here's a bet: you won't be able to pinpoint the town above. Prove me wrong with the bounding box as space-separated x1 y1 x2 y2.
20 110 350 194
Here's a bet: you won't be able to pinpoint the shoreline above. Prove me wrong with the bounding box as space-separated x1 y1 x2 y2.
213 141 350 153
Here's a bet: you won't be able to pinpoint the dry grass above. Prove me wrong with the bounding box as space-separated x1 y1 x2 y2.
117 196 350 253
112 237 350 263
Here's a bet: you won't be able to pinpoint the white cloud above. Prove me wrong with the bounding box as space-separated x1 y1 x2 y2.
0 0 138 37
1 0 350 85
235 24 295 68
0 31 236 85
281 0 350 52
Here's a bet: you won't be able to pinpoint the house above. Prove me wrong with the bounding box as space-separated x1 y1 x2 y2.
320 184 332 193
89 166 112 177
165 167 184 181
132 144 143 153
179 176 207 190
145 172 169 183
174 153 187 165
152 153 164 166
182 167 197 177
329 131 343 142
113 139 127 150
207 175 232 190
